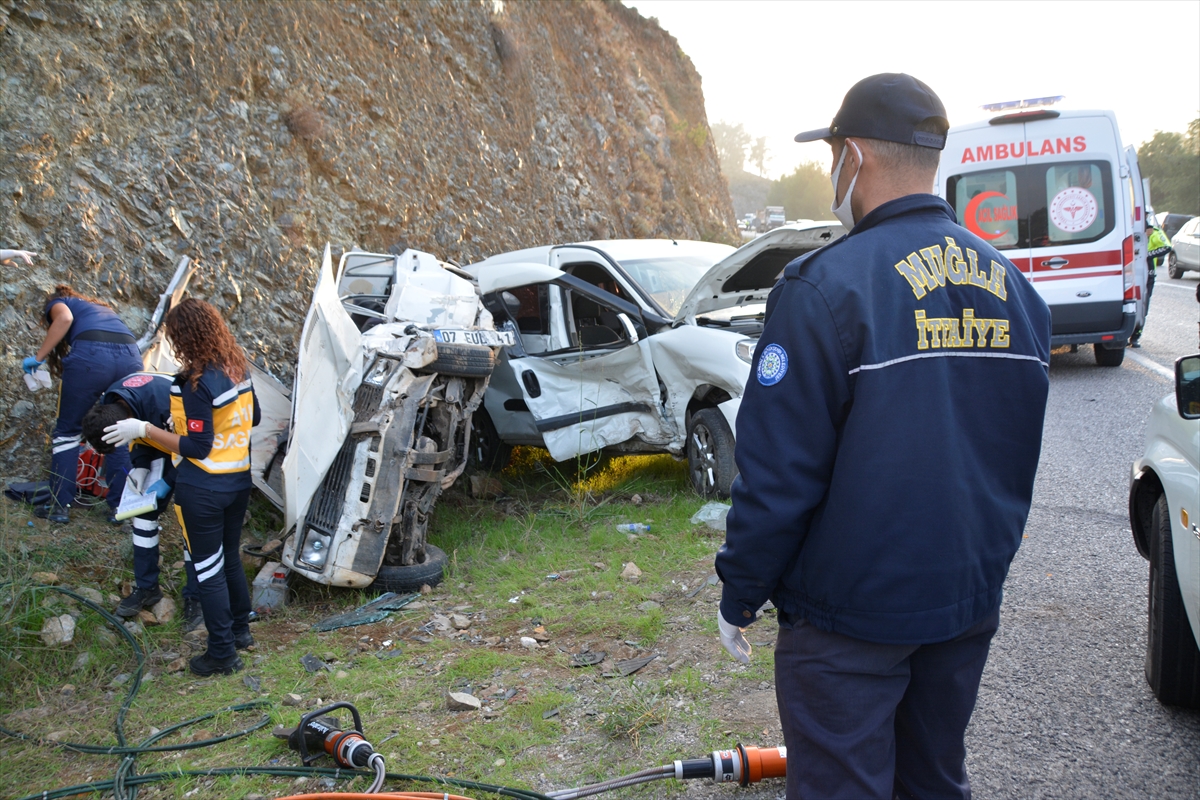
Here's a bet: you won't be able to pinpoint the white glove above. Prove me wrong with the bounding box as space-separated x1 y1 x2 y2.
102 418 149 448
718 611 752 664
0 249 36 266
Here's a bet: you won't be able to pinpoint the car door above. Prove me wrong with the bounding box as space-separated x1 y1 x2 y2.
502 275 668 462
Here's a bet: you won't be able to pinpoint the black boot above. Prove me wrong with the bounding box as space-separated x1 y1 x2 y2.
116 585 164 618
189 652 244 676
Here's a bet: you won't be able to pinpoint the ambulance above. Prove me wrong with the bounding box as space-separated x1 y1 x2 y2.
937 104 1147 366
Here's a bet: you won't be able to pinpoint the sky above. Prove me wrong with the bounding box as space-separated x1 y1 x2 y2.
631 0 1200 180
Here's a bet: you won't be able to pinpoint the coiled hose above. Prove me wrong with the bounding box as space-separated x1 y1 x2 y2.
1 584 553 800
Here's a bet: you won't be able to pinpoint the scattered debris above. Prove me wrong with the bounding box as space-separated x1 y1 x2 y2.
300 654 332 673
31 572 59 584
40 615 75 646
519 636 539 650
447 691 481 711
166 657 187 673
687 574 719 598
637 601 661 611
451 613 471 630
690 501 731 531
71 652 92 672
542 707 560 719
570 651 605 667
610 654 657 677
150 596 177 624
530 625 551 642
620 562 642 582
431 614 453 631
282 693 304 706
310 592 419 632
243 675 262 692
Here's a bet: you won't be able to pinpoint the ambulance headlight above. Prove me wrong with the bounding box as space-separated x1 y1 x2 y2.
736 339 757 364
299 530 331 569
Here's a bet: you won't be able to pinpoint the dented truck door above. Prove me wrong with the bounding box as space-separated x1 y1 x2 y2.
504 275 667 462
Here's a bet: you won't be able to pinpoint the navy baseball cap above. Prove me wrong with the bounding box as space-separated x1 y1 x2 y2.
794 73 948 150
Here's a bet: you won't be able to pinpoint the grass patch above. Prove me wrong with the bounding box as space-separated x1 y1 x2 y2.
0 450 776 800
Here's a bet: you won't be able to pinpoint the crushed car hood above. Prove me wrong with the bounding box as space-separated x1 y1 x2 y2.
674 221 845 322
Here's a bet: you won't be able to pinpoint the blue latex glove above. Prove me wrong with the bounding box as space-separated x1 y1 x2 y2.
22 356 44 375
148 479 172 499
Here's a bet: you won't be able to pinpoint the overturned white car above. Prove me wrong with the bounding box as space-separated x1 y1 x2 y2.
464 222 844 497
254 246 511 591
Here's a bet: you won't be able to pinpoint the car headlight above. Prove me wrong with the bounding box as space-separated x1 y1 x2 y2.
298 529 331 569
735 339 757 364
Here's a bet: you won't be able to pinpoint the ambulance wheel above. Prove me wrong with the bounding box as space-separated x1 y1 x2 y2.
1095 343 1125 367
422 342 494 377
1145 494 1200 707
370 544 447 594
687 408 738 499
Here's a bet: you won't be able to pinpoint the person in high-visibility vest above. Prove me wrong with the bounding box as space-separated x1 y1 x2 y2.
102 298 259 677
1130 220 1173 347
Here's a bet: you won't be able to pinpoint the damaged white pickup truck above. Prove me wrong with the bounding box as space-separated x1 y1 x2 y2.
465 222 843 498
253 246 511 592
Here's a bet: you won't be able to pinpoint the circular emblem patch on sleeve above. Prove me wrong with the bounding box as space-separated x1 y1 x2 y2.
756 343 788 386
122 374 153 388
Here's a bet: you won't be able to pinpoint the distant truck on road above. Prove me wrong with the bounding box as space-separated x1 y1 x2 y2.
763 206 786 232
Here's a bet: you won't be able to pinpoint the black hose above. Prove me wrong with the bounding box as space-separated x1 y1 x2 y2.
2 584 554 800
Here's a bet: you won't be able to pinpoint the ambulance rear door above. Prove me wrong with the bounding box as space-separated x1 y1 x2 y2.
1024 113 1130 345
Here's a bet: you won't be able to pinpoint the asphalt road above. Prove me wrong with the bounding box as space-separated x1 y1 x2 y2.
967 272 1200 799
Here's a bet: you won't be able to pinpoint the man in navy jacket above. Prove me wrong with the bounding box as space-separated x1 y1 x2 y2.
715 74 1050 800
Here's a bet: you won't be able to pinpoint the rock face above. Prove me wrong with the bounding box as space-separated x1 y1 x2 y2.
0 0 735 478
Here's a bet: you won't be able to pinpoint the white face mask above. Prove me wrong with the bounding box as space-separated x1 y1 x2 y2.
830 140 863 229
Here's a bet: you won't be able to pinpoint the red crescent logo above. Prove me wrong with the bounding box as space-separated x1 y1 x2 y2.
122 375 154 388
964 191 1009 240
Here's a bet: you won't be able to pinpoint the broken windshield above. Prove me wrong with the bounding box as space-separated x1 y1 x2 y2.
620 256 721 317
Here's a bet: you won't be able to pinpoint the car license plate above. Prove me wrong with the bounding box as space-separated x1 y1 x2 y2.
433 328 515 347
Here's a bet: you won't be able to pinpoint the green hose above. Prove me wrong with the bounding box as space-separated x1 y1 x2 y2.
2 584 553 800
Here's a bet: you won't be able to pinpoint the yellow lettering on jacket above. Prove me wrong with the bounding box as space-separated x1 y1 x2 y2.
893 238 1008 302
915 309 1010 350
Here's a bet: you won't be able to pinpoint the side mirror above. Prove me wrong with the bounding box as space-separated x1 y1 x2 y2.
616 313 639 344
1177 354 1200 420
501 291 522 317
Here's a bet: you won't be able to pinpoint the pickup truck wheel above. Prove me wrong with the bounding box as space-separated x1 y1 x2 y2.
370 544 447 594
1167 252 1183 280
1094 343 1125 367
1145 494 1200 707
422 342 495 377
687 407 738 499
469 407 512 473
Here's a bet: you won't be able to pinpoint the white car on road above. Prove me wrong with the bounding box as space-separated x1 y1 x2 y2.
464 222 844 497
1129 353 1200 707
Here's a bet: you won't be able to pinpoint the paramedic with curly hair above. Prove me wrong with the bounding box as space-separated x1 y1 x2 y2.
104 298 259 676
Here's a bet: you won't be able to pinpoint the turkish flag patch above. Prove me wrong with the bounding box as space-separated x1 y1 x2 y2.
187 419 204 433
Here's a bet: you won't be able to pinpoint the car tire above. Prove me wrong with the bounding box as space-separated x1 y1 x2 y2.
687 407 738 499
1167 252 1183 280
421 342 495 377
1094 343 1125 367
468 407 512 473
1145 494 1200 707
369 544 448 595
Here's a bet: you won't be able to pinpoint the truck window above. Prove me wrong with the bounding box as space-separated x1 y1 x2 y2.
947 160 1115 250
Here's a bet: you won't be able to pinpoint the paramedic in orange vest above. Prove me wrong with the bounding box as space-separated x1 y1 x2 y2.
103 298 259 677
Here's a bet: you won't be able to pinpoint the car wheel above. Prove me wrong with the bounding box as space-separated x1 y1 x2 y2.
1145 494 1200 707
1094 343 1125 367
1167 252 1184 280
468 407 512 473
687 407 738 499
370 544 448 594
422 342 495 377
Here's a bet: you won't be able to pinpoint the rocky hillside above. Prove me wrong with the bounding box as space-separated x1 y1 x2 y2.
0 0 735 479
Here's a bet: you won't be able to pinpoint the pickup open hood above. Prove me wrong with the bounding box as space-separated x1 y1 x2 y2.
674 222 845 322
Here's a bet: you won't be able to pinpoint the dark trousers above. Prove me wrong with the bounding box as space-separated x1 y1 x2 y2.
131 491 197 600
774 609 1000 800
50 340 142 509
175 484 251 660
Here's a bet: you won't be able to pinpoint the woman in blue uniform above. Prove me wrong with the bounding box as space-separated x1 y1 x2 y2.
24 285 143 523
102 298 258 676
